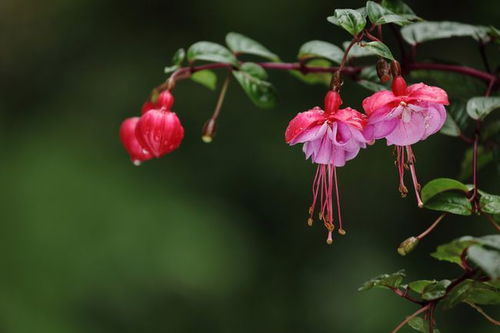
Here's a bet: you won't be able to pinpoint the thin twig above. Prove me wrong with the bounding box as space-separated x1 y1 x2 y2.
391 304 431 333
416 213 447 240
465 301 500 325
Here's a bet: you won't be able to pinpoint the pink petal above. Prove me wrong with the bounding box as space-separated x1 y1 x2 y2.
364 118 399 141
362 90 399 115
332 146 346 167
291 123 328 144
332 107 367 130
285 108 325 143
421 102 447 139
312 127 334 164
329 122 352 146
406 83 449 105
386 112 426 146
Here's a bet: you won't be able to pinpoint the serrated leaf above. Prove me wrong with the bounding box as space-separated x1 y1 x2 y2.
408 317 440 333
358 270 405 291
466 96 500 120
327 9 367 36
297 40 344 64
401 21 490 45
362 41 395 60
290 59 332 86
187 41 239 66
233 63 276 109
421 178 469 203
422 280 451 300
468 246 500 279
191 70 217 90
408 280 437 294
440 115 461 136
172 48 186 66
225 32 279 61
431 236 479 265
366 1 412 26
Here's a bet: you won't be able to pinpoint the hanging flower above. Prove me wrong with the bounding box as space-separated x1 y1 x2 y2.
119 117 153 165
135 107 184 158
362 76 449 206
285 91 368 244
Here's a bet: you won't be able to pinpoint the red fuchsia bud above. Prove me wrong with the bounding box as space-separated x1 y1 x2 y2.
119 117 153 165
141 90 175 114
156 90 174 109
392 76 407 96
324 90 342 115
135 109 184 158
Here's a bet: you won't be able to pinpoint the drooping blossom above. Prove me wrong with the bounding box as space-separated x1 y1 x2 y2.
135 98 184 158
120 117 153 165
362 76 449 206
285 90 368 244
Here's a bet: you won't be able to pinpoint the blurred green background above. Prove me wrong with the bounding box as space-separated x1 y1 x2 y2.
1 0 499 332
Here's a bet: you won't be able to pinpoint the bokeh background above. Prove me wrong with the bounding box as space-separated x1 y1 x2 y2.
1 0 499 332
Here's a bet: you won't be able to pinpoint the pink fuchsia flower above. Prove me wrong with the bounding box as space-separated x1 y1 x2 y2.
362 76 449 207
285 91 368 244
120 117 153 165
362 76 449 146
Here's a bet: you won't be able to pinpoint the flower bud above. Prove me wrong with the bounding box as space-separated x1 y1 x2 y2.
141 90 175 114
324 90 342 115
390 60 401 77
201 118 217 143
119 117 152 165
392 76 407 96
397 236 419 256
376 58 391 83
135 109 184 158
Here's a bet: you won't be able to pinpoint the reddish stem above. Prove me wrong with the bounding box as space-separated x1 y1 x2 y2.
392 304 432 333
408 63 498 84
416 213 447 241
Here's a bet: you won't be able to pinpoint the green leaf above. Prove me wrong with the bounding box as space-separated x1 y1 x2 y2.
187 41 239 66
297 40 344 64
431 236 479 265
290 58 332 86
164 65 179 74
478 234 500 251
408 280 436 294
421 178 469 203
327 9 367 36
362 41 395 60
381 0 417 16
401 21 489 45
466 96 500 120
358 270 405 291
408 317 440 333
225 32 279 61
343 41 377 58
233 63 276 109
421 280 451 300
440 115 461 137
190 70 217 90
424 191 472 215
366 1 412 26
459 146 494 180
478 190 500 214
468 246 500 279
464 280 500 305
172 48 186 66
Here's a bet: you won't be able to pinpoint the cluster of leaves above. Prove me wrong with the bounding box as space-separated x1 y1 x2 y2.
360 235 500 332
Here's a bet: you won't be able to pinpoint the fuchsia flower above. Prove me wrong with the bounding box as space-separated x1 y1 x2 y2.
120 90 184 164
120 117 153 165
136 91 184 158
362 76 449 206
285 91 368 244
